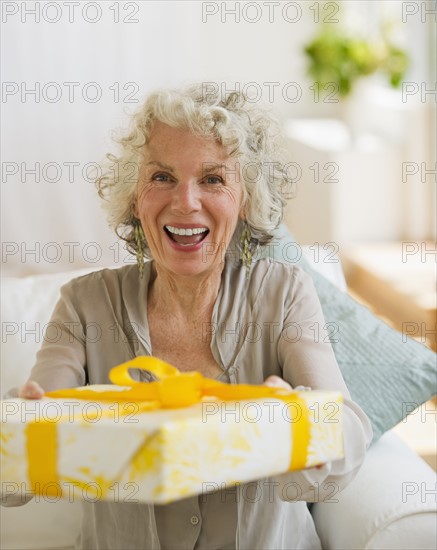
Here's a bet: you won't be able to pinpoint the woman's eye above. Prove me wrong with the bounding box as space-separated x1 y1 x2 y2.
204 175 223 185
152 173 171 183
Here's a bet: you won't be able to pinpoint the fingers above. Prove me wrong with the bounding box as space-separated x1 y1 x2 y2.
263 375 293 392
18 380 45 400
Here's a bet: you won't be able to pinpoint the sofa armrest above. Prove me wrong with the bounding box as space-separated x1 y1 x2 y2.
311 431 437 549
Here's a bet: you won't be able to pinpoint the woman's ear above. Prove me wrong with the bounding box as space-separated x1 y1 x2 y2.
239 199 247 220
239 183 248 220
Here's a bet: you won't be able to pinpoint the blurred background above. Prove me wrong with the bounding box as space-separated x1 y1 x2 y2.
1 1 436 460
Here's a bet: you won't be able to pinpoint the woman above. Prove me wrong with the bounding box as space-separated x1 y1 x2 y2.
14 84 372 549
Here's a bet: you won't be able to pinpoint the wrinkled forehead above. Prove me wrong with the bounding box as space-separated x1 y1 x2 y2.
143 121 233 160
139 122 241 181
145 118 219 146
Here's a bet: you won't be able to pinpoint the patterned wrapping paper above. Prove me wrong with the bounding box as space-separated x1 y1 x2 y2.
1 388 344 504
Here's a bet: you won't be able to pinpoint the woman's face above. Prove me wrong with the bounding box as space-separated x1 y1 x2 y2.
135 122 244 279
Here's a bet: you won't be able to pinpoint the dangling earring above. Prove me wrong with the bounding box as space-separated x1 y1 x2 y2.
134 221 145 279
241 222 252 279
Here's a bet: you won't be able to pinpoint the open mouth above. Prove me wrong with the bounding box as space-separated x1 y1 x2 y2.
164 225 209 247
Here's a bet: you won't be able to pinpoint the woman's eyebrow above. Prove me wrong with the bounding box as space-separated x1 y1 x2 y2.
144 160 175 172
144 160 230 177
200 162 227 175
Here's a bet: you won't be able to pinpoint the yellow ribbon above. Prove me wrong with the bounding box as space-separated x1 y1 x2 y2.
28 356 311 494
26 420 59 495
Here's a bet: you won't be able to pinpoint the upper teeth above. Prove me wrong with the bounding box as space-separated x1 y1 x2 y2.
165 226 208 236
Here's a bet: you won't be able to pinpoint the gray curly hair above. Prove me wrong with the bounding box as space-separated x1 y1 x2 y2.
96 83 289 259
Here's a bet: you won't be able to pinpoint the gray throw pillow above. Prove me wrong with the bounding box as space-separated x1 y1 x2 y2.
264 225 437 443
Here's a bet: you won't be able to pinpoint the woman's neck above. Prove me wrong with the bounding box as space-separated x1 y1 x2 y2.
147 262 223 321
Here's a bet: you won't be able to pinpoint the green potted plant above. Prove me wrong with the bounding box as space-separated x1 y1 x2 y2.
304 27 409 98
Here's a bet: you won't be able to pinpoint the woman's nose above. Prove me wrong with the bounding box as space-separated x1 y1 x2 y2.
171 181 201 214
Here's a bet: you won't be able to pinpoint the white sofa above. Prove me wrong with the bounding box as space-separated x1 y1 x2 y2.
1 253 436 550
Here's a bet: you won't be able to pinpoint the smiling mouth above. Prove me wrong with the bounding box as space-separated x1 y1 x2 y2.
164 225 209 246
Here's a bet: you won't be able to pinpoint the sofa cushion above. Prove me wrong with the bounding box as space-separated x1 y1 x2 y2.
1 269 93 394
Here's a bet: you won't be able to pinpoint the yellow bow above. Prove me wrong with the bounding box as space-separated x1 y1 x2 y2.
46 356 298 407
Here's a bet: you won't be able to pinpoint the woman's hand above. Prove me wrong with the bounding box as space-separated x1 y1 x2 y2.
263 375 293 392
18 380 45 399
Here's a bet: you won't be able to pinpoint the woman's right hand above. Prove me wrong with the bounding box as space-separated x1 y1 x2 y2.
18 380 45 399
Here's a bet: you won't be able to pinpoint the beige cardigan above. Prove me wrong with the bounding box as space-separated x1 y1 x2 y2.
21 258 372 549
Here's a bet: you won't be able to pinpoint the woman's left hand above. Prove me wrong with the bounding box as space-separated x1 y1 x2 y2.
262 376 292 392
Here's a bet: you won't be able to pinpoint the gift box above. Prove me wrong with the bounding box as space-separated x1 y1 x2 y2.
1 357 344 504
